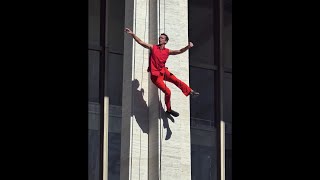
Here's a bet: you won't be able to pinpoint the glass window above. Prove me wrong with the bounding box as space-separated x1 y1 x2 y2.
89 0 100 47
88 0 101 179
190 67 214 126
88 50 100 102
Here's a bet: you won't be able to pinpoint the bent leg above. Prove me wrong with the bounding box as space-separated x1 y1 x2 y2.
164 68 192 96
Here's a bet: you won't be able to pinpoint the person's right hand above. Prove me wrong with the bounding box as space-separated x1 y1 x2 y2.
124 28 133 35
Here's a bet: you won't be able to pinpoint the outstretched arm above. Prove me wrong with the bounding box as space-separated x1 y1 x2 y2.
125 28 153 50
169 42 194 55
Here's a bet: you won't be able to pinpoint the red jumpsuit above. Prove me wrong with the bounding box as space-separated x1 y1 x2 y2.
148 45 192 111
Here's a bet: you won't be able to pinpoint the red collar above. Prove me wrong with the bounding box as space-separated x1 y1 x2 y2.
157 45 166 50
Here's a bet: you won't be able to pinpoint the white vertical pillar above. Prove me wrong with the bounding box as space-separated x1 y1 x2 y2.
149 0 192 180
122 0 192 179
121 0 150 180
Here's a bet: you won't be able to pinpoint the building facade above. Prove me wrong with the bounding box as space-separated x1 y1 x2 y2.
89 0 232 179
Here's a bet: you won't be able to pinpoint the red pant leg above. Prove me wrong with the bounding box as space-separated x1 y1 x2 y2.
163 68 192 96
151 74 172 111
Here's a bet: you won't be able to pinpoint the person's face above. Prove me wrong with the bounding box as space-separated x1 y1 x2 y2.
158 35 167 45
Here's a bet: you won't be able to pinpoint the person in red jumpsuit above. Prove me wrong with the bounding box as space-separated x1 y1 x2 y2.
125 28 199 117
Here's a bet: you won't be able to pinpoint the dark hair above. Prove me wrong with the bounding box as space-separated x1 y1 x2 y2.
161 33 169 42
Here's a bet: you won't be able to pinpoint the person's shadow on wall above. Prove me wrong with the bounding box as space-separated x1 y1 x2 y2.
159 100 174 140
131 79 175 140
132 79 149 134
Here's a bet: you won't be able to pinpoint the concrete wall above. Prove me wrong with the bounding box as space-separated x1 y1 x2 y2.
150 0 192 180
121 0 150 179
121 0 192 179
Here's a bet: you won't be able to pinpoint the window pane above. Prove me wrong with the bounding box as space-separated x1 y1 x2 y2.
189 0 214 66
88 102 101 180
190 67 214 123
222 0 232 69
89 0 100 47
88 50 100 102
107 0 125 53
107 53 123 106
